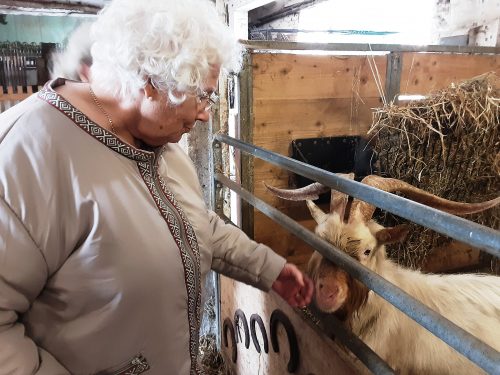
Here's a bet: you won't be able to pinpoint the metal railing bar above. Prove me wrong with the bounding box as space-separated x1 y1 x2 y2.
215 172 500 374
240 40 500 54
306 303 395 375
214 134 500 258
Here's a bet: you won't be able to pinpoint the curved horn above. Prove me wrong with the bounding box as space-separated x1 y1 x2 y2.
264 182 329 201
265 173 354 219
306 200 328 224
350 175 500 222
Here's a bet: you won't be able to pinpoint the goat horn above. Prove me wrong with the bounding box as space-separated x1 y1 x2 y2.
264 182 330 201
350 175 500 222
265 173 354 216
306 200 328 224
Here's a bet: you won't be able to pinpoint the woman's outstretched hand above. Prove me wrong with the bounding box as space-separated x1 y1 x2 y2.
271 263 314 308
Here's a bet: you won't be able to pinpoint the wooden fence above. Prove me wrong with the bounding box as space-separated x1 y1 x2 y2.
0 42 48 113
0 85 42 112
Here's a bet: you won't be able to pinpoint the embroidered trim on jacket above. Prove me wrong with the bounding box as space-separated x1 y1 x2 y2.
38 81 150 162
138 160 201 375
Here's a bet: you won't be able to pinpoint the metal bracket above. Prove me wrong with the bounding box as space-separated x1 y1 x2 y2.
385 51 402 104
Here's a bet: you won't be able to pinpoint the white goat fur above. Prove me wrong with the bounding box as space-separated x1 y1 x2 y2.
311 210 500 375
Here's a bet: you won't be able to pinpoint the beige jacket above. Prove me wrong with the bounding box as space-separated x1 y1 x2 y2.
0 80 285 375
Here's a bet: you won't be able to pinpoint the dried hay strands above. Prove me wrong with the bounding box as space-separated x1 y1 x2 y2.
369 72 499 270
198 333 234 375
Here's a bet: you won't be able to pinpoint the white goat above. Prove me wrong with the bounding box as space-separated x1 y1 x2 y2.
266 175 500 375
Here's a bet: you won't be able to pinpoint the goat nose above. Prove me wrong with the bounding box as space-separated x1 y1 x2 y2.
319 284 338 301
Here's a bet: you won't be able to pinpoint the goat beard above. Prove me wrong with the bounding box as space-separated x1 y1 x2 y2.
334 277 370 328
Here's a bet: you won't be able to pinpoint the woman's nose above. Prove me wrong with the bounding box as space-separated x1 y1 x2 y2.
196 108 210 123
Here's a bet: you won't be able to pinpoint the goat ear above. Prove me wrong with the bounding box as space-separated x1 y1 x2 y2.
306 251 322 280
330 190 348 218
375 224 410 244
330 173 354 220
306 200 328 224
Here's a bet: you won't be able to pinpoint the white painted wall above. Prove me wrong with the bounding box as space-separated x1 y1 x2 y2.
433 0 500 46
220 277 369 375
227 0 500 46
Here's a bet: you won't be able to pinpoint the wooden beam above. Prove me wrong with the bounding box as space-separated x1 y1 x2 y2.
0 1 103 15
249 0 329 28
231 0 274 11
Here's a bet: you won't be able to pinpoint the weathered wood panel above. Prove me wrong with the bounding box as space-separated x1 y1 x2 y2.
399 52 500 95
253 53 387 100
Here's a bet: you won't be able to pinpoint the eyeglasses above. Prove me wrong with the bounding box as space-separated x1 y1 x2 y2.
196 90 219 112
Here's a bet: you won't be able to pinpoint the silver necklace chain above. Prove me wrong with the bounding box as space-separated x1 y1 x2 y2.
89 85 117 134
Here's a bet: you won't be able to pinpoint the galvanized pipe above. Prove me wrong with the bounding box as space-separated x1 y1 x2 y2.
306 303 395 375
215 172 500 374
240 40 500 54
214 134 500 258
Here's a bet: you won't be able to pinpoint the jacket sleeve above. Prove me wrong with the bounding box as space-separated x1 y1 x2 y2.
208 210 286 291
0 197 69 375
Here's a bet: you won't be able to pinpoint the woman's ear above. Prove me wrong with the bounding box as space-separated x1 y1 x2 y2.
143 79 158 101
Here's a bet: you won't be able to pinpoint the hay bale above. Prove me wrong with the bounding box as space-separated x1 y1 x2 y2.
369 72 499 269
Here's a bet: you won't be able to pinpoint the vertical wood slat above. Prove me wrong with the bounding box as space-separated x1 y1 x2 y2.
0 85 42 113
0 42 46 114
239 52 255 239
1 42 45 95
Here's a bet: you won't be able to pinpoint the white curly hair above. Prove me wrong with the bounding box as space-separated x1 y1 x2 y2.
90 0 242 104
50 21 94 81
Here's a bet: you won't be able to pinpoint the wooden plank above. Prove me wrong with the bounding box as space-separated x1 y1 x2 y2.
421 241 483 273
240 53 255 238
400 53 500 95
253 53 387 100
252 97 378 212
254 98 378 142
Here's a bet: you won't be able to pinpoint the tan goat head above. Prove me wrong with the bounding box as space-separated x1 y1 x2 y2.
265 174 500 317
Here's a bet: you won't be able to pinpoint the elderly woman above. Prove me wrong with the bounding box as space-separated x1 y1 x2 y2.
0 0 313 374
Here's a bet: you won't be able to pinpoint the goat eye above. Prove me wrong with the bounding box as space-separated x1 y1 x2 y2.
364 249 371 256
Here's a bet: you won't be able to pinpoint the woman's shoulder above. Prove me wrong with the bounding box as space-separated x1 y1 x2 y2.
163 143 195 169
160 143 202 192
0 90 73 146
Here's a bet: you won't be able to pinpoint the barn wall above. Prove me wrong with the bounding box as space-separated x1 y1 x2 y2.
245 50 500 272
